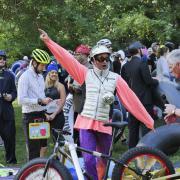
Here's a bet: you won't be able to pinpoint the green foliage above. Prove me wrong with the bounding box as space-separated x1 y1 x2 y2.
0 0 179 65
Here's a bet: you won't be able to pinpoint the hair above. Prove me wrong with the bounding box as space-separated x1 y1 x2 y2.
128 48 139 56
167 49 180 65
151 42 159 53
45 71 59 89
157 46 169 58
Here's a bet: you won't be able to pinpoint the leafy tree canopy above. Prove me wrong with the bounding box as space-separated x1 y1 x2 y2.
0 0 179 64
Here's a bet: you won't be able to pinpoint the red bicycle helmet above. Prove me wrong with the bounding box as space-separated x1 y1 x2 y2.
75 44 90 55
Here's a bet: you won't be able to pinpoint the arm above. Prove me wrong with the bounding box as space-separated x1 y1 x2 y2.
116 76 154 130
9 73 17 102
57 83 66 113
174 109 180 117
18 74 38 105
140 61 158 86
121 65 129 83
3 74 17 102
39 29 87 85
161 60 170 78
48 83 66 121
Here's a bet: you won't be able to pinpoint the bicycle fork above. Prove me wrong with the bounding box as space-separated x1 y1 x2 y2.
42 154 57 178
67 142 85 180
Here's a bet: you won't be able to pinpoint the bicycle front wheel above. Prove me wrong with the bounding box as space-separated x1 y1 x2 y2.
112 146 175 180
15 158 72 180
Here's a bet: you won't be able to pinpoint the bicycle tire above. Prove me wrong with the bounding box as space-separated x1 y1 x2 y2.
15 158 72 180
112 146 175 180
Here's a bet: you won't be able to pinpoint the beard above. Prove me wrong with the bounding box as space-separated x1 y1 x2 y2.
75 54 87 64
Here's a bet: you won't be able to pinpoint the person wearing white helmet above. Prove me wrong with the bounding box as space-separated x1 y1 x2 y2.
96 38 112 50
97 38 112 45
39 29 155 180
96 38 115 72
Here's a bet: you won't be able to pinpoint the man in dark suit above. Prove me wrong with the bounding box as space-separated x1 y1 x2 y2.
121 42 159 149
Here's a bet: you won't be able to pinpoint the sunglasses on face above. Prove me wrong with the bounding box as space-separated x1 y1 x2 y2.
0 56 5 61
95 55 110 62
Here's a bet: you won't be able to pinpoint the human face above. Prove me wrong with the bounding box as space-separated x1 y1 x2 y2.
74 53 87 64
49 70 58 81
37 63 46 73
0 56 6 68
93 53 110 70
169 62 180 79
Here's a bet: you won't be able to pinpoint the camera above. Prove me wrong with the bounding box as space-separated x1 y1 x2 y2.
102 92 114 105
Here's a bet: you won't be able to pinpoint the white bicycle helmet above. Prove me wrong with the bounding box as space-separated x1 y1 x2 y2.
96 38 112 47
90 45 110 58
116 50 125 60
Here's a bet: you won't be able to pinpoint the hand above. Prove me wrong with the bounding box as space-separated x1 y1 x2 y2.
164 113 171 120
3 93 12 101
68 84 75 93
47 113 56 121
74 88 82 94
164 104 176 115
38 28 49 41
41 97 53 105
45 114 50 121
164 114 176 124
56 99 62 106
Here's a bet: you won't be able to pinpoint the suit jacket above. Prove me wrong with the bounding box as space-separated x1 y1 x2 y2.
121 55 158 105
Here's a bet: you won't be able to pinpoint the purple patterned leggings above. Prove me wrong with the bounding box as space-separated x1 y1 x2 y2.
80 129 112 180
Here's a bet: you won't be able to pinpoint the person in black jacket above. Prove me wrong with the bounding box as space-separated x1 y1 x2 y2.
0 50 17 164
121 42 159 149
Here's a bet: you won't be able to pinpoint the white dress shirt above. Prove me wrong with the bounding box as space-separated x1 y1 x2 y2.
18 66 46 113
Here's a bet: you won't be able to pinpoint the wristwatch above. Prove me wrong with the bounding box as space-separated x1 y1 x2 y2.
172 108 176 115
38 98 43 105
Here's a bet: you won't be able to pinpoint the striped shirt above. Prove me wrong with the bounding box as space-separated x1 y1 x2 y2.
18 66 46 113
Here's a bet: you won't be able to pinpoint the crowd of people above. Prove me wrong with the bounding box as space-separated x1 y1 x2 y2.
0 29 179 179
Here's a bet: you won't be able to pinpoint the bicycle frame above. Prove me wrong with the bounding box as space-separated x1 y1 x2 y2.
52 127 142 180
42 126 179 180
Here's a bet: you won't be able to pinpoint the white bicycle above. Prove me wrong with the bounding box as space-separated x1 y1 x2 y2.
15 121 176 180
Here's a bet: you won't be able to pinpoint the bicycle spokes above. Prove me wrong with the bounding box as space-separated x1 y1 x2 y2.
122 154 170 179
24 167 62 180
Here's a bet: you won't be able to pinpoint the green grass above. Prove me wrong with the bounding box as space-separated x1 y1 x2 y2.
0 101 54 168
0 101 179 169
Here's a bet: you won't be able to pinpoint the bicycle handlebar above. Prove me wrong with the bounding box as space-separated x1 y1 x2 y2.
52 128 72 136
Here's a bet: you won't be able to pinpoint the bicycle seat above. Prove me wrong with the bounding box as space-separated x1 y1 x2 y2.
104 121 128 129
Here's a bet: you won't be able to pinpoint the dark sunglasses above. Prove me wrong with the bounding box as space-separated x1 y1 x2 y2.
95 55 110 62
0 56 6 60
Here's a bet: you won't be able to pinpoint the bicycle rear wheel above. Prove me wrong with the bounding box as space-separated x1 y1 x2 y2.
112 146 175 180
15 158 72 180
